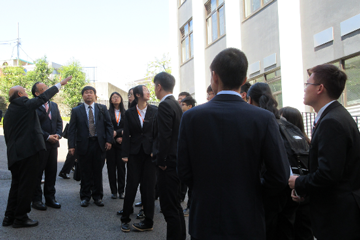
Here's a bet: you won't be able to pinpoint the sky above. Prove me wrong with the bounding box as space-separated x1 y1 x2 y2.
0 0 170 90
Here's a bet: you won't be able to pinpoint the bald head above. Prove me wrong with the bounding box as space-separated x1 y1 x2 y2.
9 85 27 102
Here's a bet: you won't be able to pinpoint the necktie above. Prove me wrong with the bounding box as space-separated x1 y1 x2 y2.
45 102 51 120
89 106 95 137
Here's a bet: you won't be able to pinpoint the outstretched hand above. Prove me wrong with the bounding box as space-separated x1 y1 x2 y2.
60 76 73 86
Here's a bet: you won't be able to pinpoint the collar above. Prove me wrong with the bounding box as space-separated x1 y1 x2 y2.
217 90 242 98
136 104 147 113
84 102 95 109
315 100 336 124
160 93 174 103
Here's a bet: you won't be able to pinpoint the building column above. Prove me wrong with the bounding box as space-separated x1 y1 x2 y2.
192 0 207 104
169 0 180 96
224 1 242 50
278 0 306 112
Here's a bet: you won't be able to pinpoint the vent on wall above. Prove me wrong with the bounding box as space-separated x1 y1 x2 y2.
341 13 360 37
313 27 333 48
249 61 260 75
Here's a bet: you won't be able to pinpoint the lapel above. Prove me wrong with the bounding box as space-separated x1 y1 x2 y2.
312 101 341 137
95 103 100 126
130 107 142 129
79 103 88 128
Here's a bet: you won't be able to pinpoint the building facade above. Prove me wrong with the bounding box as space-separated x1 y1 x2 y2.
170 0 360 115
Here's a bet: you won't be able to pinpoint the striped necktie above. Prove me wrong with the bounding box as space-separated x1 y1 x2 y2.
89 106 95 136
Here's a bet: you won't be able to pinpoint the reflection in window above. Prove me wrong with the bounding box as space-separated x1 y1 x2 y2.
344 56 360 106
180 19 194 63
244 0 273 18
205 0 225 45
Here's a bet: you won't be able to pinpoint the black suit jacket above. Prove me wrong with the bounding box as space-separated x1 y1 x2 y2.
177 94 289 240
121 105 157 158
36 101 63 149
154 95 182 168
108 108 125 149
3 86 59 169
68 103 113 155
295 101 360 240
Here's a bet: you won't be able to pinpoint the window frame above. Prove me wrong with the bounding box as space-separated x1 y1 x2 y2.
205 0 226 46
243 0 273 20
180 19 194 64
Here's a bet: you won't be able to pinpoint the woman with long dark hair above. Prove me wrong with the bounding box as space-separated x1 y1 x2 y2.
127 87 135 109
119 85 158 232
106 92 126 199
279 107 311 144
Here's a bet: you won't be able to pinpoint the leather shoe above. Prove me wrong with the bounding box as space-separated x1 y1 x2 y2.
94 199 104 207
136 209 145 219
119 193 125 199
32 201 47 211
132 221 153 232
121 222 131 232
111 194 117 199
135 202 142 207
81 200 90 207
58 172 70 179
117 209 124 215
2 216 14 226
46 199 61 209
12 218 38 228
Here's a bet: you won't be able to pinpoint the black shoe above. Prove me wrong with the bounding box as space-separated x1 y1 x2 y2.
121 222 131 232
46 199 61 209
119 193 125 199
94 199 104 207
111 194 117 199
136 209 145 219
58 172 70 179
183 208 190 217
32 201 47 211
2 216 14 226
132 221 153 232
12 218 38 228
135 202 142 207
81 200 90 207
117 209 124 215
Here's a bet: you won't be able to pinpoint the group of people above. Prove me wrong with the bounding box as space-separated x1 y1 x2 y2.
2 47 360 240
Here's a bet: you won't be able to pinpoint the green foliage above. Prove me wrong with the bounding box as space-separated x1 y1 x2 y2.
58 60 88 112
26 57 55 87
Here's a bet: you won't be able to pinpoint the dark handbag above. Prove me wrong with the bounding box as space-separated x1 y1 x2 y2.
73 161 81 181
62 123 69 139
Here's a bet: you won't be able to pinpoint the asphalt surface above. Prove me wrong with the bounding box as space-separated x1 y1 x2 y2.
0 127 191 240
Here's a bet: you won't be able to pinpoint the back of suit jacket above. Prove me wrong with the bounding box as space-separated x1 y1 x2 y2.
68 103 113 155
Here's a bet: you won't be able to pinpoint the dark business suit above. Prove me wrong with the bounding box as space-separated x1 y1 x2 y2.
177 94 289 240
33 101 63 203
3 86 59 221
154 95 185 240
121 104 157 226
295 101 360 240
68 103 113 201
106 108 125 196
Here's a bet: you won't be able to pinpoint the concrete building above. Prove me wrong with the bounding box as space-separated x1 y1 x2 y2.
170 0 360 115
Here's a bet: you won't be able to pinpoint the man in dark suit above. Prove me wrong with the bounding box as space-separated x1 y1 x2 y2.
154 72 186 240
31 82 63 211
68 86 113 207
289 64 360 240
2 76 72 228
177 48 289 240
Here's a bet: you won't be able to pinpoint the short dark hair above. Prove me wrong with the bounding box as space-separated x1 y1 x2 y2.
240 82 251 94
309 64 347 99
130 85 145 108
210 48 248 90
181 96 196 107
207 84 213 93
9 90 20 103
81 86 96 95
31 82 40 97
153 72 175 92
179 91 191 97
248 82 280 119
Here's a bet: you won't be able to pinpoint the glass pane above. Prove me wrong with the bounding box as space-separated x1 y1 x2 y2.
189 20 193 32
190 33 194 58
207 17 212 44
181 40 186 63
275 93 283 109
266 71 276 80
264 0 272 4
211 0 216 11
244 0 252 18
219 6 225 36
344 55 360 105
255 75 265 83
212 12 218 42
185 37 189 60
205 1 212 16
184 23 189 35
180 27 185 39
218 0 224 5
252 0 261 13
268 79 282 93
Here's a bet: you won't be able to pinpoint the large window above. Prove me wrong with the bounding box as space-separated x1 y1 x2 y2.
244 0 273 19
205 0 225 45
180 19 193 63
249 69 282 108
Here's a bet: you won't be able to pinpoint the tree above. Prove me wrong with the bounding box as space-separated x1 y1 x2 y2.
26 57 55 87
0 66 27 106
58 60 88 112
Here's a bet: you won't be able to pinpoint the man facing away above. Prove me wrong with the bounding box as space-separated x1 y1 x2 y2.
31 82 63 211
2 76 72 228
154 72 186 240
177 48 289 240
68 86 113 207
289 64 360 240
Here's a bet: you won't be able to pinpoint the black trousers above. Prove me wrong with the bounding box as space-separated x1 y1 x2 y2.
78 139 105 201
121 148 156 226
106 146 125 195
158 167 186 240
33 148 58 202
60 152 76 174
5 154 39 221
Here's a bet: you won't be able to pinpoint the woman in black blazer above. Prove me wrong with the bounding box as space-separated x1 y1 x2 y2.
106 92 126 199
119 85 158 232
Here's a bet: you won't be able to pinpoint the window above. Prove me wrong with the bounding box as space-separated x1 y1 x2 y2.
249 69 282 108
205 0 225 45
244 0 273 19
180 19 193 63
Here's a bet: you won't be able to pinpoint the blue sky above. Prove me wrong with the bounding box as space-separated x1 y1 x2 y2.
0 0 170 90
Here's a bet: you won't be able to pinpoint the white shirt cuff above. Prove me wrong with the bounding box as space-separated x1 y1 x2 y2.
55 83 61 90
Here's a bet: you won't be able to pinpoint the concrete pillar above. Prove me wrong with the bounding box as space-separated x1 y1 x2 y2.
225 1 242 50
169 0 180 96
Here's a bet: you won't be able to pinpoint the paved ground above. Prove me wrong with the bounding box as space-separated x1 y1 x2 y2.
0 127 190 240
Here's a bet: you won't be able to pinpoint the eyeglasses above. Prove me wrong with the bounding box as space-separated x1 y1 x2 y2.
128 94 133 97
304 83 320 88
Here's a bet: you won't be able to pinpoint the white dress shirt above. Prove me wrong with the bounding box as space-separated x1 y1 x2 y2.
136 104 147 128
